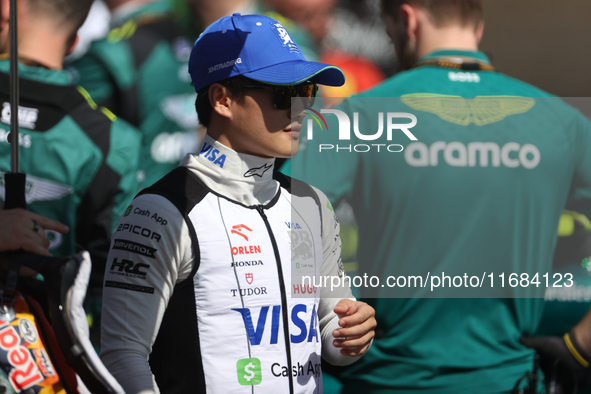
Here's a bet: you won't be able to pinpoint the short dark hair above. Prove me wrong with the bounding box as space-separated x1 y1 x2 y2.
25 0 93 42
195 75 253 128
382 0 483 28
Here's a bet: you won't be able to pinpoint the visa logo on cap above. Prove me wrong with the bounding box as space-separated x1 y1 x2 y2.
271 22 299 53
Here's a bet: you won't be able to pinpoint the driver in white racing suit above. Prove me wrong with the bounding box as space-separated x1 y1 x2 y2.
100 13 376 394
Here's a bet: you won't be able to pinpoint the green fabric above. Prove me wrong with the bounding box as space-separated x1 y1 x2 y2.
0 60 141 259
69 0 198 188
289 50 591 392
0 60 70 85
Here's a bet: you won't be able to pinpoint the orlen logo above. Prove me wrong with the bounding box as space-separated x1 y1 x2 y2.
405 141 541 169
232 245 261 255
233 304 318 345
305 108 417 153
232 224 252 241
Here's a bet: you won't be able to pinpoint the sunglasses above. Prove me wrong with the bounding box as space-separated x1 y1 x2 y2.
243 82 318 110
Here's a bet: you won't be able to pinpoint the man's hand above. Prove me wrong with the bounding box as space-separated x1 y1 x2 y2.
332 299 376 357
0 208 69 256
521 333 591 390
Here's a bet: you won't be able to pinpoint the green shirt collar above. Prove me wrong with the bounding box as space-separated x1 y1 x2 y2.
0 59 71 86
420 49 490 64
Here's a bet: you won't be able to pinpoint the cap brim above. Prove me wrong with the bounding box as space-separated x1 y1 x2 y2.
243 60 346 87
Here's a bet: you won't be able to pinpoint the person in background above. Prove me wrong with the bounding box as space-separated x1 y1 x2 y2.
69 0 200 189
0 0 141 346
290 0 591 392
263 0 386 106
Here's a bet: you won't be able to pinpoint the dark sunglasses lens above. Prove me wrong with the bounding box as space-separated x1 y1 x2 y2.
274 86 296 109
274 83 317 109
298 84 317 107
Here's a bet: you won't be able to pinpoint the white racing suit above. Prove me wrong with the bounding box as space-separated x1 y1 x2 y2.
100 135 357 393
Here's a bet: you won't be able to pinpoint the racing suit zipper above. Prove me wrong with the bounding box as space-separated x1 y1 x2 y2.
255 204 294 394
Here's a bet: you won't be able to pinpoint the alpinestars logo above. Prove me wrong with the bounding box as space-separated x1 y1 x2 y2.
244 163 272 178
232 224 252 241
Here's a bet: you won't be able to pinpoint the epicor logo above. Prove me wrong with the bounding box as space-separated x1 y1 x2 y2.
233 304 318 346
404 141 541 169
231 224 252 241
116 224 162 242
305 109 417 153
237 358 262 386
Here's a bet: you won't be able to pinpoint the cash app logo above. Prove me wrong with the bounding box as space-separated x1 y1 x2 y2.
124 205 133 217
237 357 262 385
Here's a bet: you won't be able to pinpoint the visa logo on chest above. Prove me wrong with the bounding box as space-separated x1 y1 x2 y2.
200 142 227 168
233 304 318 345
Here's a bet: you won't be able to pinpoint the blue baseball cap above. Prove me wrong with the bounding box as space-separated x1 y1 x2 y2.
188 13 345 92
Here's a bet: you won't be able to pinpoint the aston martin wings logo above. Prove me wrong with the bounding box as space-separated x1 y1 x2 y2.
0 172 73 203
243 163 272 178
401 94 536 126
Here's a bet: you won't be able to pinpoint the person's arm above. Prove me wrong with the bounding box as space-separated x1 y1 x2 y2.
572 308 591 355
521 309 591 389
100 194 194 394
0 207 69 255
520 110 591 388
313 187 376 366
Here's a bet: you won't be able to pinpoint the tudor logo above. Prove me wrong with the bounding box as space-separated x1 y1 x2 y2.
232 224 252 241
246 273 253 285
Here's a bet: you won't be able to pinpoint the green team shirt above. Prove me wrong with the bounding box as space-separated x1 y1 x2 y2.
290 50 591 393
69 0 199 188
0 60 141 287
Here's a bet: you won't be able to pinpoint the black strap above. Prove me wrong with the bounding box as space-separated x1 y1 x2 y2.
0 72 87 131
138 167 206 282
